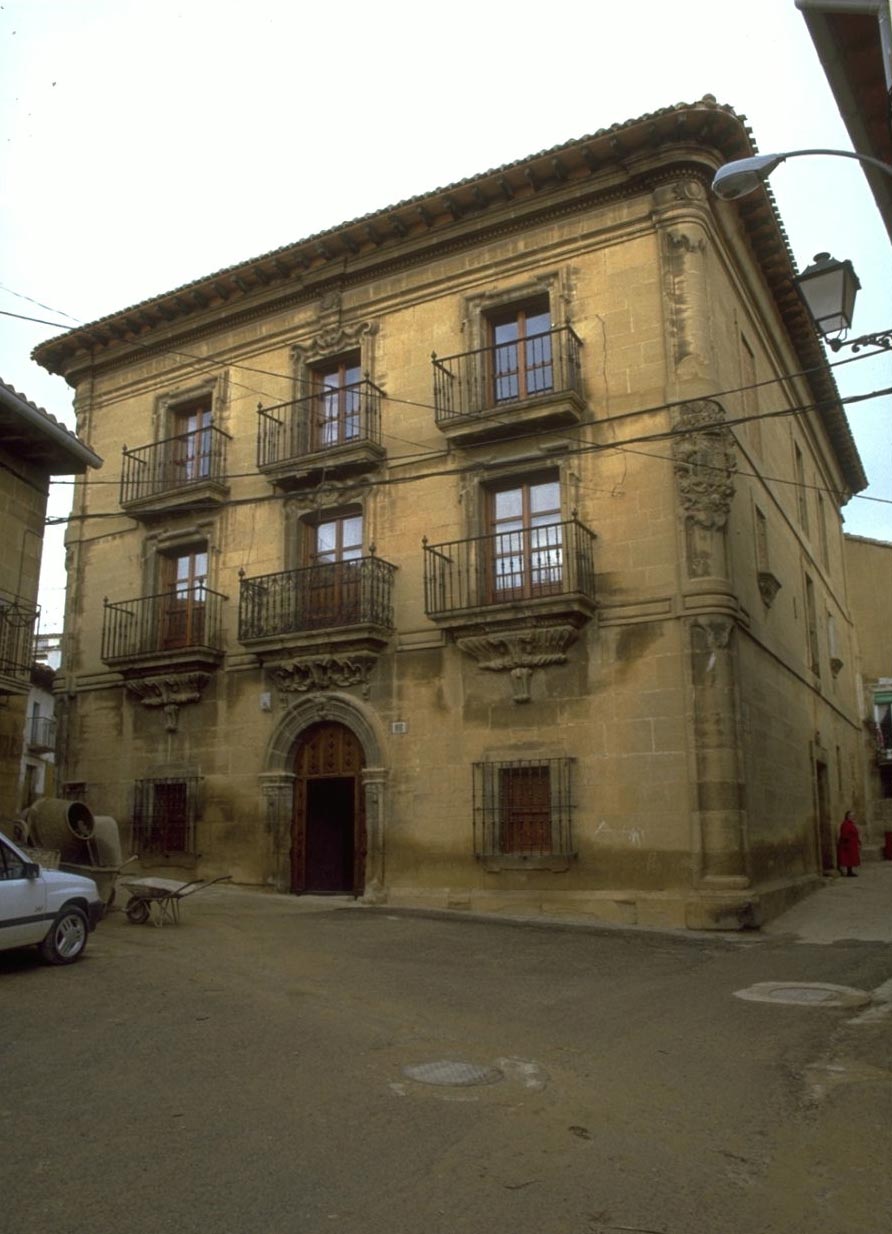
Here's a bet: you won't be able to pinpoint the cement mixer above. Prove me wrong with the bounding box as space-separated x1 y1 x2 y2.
26 798 95 861
25 802 134 910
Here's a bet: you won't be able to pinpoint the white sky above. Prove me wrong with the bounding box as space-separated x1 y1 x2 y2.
1 0 890 629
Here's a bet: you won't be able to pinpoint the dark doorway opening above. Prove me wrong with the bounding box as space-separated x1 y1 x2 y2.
815 760 834 872
305 777 355 893
292 721 366 896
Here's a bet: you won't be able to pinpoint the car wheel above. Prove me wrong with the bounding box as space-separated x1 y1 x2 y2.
126 898 150 925
38 905 89 965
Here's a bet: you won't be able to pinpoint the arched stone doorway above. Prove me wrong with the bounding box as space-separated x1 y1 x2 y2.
292 721 365 895
260 693 388 900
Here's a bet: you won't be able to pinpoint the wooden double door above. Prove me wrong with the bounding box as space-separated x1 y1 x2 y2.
292 722 366 895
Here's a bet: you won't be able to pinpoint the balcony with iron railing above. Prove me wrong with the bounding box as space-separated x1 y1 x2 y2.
0 589 39 695
120 426 231 517
100 586 227 673
423 517 597 632
238 556 397 657
432 326 584 444
256 380 386 489
28 714 56 754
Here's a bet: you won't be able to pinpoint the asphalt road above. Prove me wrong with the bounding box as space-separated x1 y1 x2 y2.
2 889 891 1234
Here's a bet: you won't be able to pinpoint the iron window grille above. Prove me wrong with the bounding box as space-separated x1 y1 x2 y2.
132 776 201 855
472 758 575 859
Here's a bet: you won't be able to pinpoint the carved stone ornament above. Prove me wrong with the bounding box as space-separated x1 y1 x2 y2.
124 672 211 732
319 289 342 314
456 625 579 703
665 227 707 256
283 478 372 516
830 656 844 678
673 399 737 531
757 570 782 608
271 654 376 698
291 320 377 365
692 615 735 654
652 179 707 208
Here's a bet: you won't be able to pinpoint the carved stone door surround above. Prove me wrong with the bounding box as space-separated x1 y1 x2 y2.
260 692 388 900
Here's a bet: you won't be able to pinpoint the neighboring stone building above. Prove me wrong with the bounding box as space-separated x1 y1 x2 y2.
0 378 101 818
18 661 58 811
844 534 892 851
798 0 892 241
799 2 892 856
33 97 868 928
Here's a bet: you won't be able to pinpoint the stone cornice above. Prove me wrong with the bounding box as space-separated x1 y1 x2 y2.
31 100 754 378
36 165 718 389
30 96 865 494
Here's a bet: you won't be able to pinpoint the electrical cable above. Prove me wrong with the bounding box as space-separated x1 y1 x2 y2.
44 385 892 530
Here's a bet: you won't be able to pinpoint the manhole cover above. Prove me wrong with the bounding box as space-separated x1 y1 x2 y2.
778 988 837 1004
402 1060 503 1087
734 982 871 1009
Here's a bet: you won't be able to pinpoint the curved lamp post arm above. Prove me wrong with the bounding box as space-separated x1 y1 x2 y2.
712 148 892 200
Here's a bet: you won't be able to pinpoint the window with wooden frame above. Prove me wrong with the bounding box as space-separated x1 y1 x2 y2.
740 334 761 455
303 510 364 627
160 546 208 650
817 493 830 568
473 758 574 859
487 297 553 405
487 475 563 601
794 442 809 533
311 352 362 451
132 775 200 855
169 394 213 484
754 506 769 572
804 573 820 676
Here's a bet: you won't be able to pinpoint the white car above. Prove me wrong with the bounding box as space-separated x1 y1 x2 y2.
0 832 104 965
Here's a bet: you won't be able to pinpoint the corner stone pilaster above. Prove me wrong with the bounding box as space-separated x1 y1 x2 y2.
652 179 713 383
689 617 749 889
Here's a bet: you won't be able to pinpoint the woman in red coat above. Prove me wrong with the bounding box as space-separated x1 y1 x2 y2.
837 810 861 877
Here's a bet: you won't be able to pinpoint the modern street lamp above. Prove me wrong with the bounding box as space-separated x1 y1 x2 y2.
711 148 892 353
711 148 892 201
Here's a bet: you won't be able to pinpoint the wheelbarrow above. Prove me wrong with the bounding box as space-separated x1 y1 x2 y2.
121 875 231 926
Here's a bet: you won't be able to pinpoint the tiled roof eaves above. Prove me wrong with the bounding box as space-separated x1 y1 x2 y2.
33 97 753 352
29 94 865 493
0 377 102 470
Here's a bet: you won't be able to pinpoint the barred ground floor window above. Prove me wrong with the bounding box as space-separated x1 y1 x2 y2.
132 775 200 855
472 758 574 859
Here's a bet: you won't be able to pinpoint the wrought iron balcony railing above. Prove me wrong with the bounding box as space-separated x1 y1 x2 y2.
120 426 231 506
101 587 227 665
424 518 597 619
256 380 385 471
28 715 56 753
432 325 583 427
239 557 396 642
0 589 39 691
